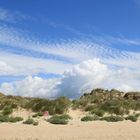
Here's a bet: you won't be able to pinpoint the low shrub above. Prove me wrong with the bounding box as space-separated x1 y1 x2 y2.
100 100 126 115
54 97 71 114
57 114 72 120
2 106 13 115
9 117 23 123
23 118 34 125
91 109 105 117
32 114 38 118
38 112 44 116
81 115 99 122
48 117 68 124
71 100 80 109
0 114 23 123
84 105 94 111
25 96 71 115
0 115 9 122
47 114 71 125
134 113 140 118
32 112 44 118
33 121 39 126
100 116 124 122
125 115 138 122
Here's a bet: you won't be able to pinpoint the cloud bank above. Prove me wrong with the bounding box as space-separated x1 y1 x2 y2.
0 59 140 99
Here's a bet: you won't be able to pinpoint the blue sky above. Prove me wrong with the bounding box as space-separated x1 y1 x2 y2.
0 0 140 37
0 0 140 51
0 0 140 98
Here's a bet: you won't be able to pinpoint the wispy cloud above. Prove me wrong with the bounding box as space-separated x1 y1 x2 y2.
134 0 140 6
0 8 30 23
0 7 140 98
0 8 15 22
104 35 140 46
0 51 73 76
0 23 140 77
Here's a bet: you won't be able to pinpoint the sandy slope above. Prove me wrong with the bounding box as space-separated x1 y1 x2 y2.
0 109 140 140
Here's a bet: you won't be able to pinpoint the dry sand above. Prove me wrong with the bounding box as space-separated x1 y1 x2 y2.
0 109 140 140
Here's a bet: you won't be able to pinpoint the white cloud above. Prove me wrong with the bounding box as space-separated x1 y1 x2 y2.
0 8 140 99
0 8 32 23
0 61 15 75
55 59 140 98
1 59 140 99
0 52 73 76
54 59 110 98
0 76 60 98
0 8 15 22
0 24 140 78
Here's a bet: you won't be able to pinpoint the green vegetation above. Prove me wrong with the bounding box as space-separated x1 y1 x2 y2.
125 115 138 122
2 106 13 115
47 114 71 125
56 114 72 120
81 115 99 122
100 116 124 122
23 118 38 125
48 117 67 124
0 95 31 110
54 97 71 114
91 109 105 117
0 92 4 97
23 118 34 124
0 88 140 124
0 114 10 122
84 105 95 111
0 114 23 123
25 96 71 115
99 100 127 115
33 121 39 126
134 113 140 117
32 112 44 118
73 89 140 118
9 117 23 123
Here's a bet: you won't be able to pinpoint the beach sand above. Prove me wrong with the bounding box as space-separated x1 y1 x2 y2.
0 109 140 140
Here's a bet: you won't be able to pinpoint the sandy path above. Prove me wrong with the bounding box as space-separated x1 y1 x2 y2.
0 121 140 140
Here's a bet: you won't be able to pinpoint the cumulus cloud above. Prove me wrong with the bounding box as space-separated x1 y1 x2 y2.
0 76 60 98
55 59 110 98
55 59 140 98
0 59 140 99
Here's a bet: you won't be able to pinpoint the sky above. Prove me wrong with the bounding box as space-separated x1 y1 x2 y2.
0 0 140 98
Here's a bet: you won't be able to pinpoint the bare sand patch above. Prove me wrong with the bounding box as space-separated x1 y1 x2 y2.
0 121 140 140
0 109 140 140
